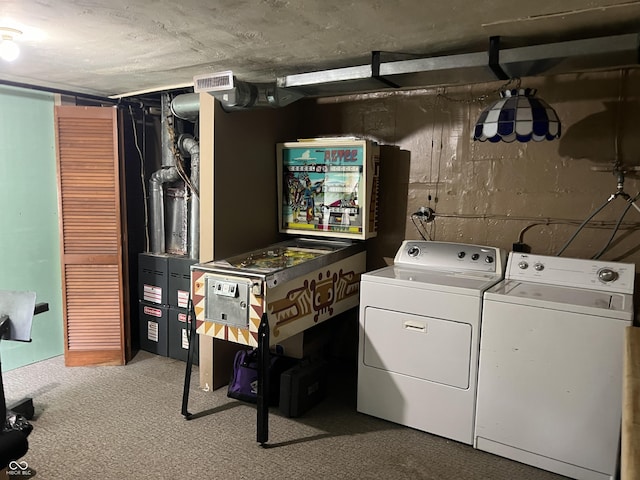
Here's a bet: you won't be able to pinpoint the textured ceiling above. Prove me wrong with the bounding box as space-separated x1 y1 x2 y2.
1 0 639 98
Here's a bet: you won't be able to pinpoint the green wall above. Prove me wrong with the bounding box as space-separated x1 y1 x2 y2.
0 85 63 371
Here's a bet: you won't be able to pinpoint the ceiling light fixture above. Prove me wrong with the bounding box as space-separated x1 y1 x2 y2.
473 87 561 142
0 27 22 62
473 36 561 143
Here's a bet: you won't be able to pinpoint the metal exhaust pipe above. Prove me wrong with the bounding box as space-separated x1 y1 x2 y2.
149 92 181 253
178 134 200 260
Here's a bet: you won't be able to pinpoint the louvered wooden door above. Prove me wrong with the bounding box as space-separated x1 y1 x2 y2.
55 106 128 366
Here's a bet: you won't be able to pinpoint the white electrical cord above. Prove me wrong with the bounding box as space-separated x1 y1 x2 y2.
129 105 150 252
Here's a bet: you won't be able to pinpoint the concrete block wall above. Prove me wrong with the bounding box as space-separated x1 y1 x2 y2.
297 68 640 269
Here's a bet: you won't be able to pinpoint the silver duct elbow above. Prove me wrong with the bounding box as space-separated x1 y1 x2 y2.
171 93 200 122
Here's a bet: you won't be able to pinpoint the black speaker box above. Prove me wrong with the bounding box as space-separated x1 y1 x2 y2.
279 358 328 418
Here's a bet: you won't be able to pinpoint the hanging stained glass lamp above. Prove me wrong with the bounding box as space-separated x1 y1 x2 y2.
473 88 561 143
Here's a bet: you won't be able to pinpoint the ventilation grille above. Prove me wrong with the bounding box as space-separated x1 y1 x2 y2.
64 264 122 351
57 118 119 255
194 71 234 93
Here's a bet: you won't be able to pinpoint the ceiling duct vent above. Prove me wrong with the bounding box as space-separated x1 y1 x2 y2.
193 70 303 111
194 70 234 93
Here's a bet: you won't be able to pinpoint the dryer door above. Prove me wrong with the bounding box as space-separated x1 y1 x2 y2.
362 307 472 389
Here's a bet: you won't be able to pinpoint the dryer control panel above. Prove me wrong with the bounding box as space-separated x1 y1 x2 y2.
394 241 505 274
506 252 635 294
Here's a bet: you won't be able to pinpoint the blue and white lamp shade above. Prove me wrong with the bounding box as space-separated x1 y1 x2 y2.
473 88 561 143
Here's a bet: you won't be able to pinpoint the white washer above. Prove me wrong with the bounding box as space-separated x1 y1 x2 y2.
475 252 635 480
357 240 506 444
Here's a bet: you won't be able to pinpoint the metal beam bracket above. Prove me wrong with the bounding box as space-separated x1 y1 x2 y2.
371 51 401 88
489 36 509 80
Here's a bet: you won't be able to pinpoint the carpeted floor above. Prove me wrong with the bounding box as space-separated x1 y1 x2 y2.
1 351 570 479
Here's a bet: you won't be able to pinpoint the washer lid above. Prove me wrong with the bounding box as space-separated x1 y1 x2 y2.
362 265 504 295
485 280 633 319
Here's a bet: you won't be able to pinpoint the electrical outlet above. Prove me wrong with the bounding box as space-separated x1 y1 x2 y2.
512 242 531 253
413 206 435 221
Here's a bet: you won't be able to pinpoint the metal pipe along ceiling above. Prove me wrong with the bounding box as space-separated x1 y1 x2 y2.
276 34 640 97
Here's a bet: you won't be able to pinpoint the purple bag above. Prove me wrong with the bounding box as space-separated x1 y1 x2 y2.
227 349 260 403
227 349 295 405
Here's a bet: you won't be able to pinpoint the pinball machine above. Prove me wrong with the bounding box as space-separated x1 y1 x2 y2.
182 137 380 445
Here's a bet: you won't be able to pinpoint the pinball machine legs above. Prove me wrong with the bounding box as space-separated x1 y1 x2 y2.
181 299 196 419
257 312 270 447
181 300 272 447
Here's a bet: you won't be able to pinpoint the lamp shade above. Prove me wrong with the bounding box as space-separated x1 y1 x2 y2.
473 88 561 143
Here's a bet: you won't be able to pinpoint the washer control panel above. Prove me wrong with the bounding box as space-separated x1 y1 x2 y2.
507 252 635 294
394 240 505 273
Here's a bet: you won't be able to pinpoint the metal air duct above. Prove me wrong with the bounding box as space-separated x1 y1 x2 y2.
276 33 640 97
194 70 304 111
192 34 639 109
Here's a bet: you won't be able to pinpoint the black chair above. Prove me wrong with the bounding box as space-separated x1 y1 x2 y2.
0 293 47 469
0 430 29 470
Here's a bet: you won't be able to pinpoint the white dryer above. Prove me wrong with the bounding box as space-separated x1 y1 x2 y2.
357 240 505 444
475 252 635 480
